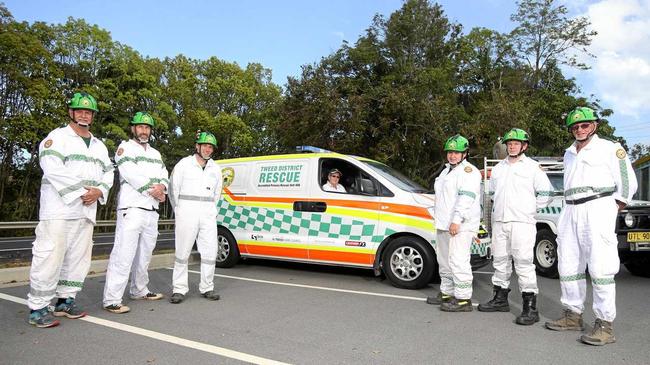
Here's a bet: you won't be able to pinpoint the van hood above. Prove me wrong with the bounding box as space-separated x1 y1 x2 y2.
412 192 436 208
628 199 650 208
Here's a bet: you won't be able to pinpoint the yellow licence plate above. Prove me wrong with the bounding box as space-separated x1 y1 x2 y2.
628 232 650 242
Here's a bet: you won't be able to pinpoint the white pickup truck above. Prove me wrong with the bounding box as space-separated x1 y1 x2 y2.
483 157 650 278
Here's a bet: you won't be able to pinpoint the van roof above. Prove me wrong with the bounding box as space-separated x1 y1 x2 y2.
217 152 380 165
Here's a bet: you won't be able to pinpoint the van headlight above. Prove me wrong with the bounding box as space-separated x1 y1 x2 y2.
624 213 636 228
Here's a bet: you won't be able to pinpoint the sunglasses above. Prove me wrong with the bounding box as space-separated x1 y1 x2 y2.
330 174 341 179
570 122 593 132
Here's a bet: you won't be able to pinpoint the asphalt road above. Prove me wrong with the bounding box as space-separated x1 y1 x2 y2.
1 259 649 364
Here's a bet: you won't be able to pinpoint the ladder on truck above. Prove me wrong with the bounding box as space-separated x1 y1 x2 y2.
481 156 563 235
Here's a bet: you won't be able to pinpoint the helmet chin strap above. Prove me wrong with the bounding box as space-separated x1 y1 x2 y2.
508 145 526 158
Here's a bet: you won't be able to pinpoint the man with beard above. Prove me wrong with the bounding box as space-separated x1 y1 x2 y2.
103 112 168 313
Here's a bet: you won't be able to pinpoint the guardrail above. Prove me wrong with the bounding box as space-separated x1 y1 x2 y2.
0 219 175 230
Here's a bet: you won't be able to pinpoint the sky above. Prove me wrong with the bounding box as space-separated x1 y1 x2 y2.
4 0 649 148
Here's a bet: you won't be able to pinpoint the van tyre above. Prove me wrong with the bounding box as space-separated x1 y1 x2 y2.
382 236 435 289
534 229 559 278
216 227 240 268
624 255 650 277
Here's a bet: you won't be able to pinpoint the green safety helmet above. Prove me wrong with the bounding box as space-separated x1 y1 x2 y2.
566 107 598 128
443 134 469 152
68 92 99 112
502 128 530 143
130 112 155 127
195 131 217 146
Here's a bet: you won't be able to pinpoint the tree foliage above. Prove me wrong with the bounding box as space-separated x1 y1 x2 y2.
0 0 631 225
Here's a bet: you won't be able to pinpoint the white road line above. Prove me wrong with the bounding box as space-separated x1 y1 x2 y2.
182 268 435 302
0 292 290 365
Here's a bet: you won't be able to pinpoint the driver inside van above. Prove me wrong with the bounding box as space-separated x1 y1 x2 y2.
322 168 346 193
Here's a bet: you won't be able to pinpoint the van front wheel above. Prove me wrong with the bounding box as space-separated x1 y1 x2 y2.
216 227 240 268
382 237 435 289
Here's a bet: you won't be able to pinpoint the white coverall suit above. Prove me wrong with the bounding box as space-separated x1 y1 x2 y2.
558 135 637 322
169 155 222 295
434 159 481 300
103 139 169 307
28 125 113 310
489 155 554 294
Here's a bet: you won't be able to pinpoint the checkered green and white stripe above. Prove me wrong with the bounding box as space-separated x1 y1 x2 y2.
217 199 395 243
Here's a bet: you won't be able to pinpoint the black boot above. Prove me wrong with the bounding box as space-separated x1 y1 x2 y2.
516 292 540 325
478 285 510 312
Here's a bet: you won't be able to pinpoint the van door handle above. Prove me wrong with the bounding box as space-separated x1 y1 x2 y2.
293 201 327 212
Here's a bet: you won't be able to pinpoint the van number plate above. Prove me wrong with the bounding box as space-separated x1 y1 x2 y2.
628 232 650 242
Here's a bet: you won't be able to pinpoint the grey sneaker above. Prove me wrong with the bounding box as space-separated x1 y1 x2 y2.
170 293 185 304
29 307 60 328
104 304 131 314
53 298 87 319
201 290 220 301
130 292 164 301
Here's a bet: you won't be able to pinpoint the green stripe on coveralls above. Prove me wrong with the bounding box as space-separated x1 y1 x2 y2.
457 190 476 199
116 156 165 167
618 159 628 198
136 178 169 193
57 180 110 197
455 281 472 289
41 150 113 173
560 273 587 281
592 277 615 285
57 280 83 288
564 186 615 197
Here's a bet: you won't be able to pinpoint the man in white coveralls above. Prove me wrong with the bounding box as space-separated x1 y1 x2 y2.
27 92 113 327
169 132 223 304
103 112 168 314
477 128 553 326
545 107 637 346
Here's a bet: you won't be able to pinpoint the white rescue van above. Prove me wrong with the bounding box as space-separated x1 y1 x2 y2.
215 147 490 289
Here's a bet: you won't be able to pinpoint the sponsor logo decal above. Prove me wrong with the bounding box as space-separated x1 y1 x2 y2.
345 240 366 247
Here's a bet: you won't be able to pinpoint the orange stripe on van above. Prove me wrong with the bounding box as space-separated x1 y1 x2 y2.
222 188 431 220
241 244 308 259
308 249 375 265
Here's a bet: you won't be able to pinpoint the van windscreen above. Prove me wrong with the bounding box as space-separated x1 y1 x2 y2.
362 160 428 193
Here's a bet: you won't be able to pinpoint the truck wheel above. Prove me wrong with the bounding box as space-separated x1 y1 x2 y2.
382 236 436 289
534 229 559 278
624 255 650 277
216 227 240 268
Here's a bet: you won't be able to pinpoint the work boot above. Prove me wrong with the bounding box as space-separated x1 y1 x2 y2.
201 290 220 301
53 297 87 319
515 292 539 325
478 285 510 312
104 304 130 314
440 298 473 312
426 292 452 305
28 307 60 328
170 293 185 304
545 309 584 331
580 319 616 346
